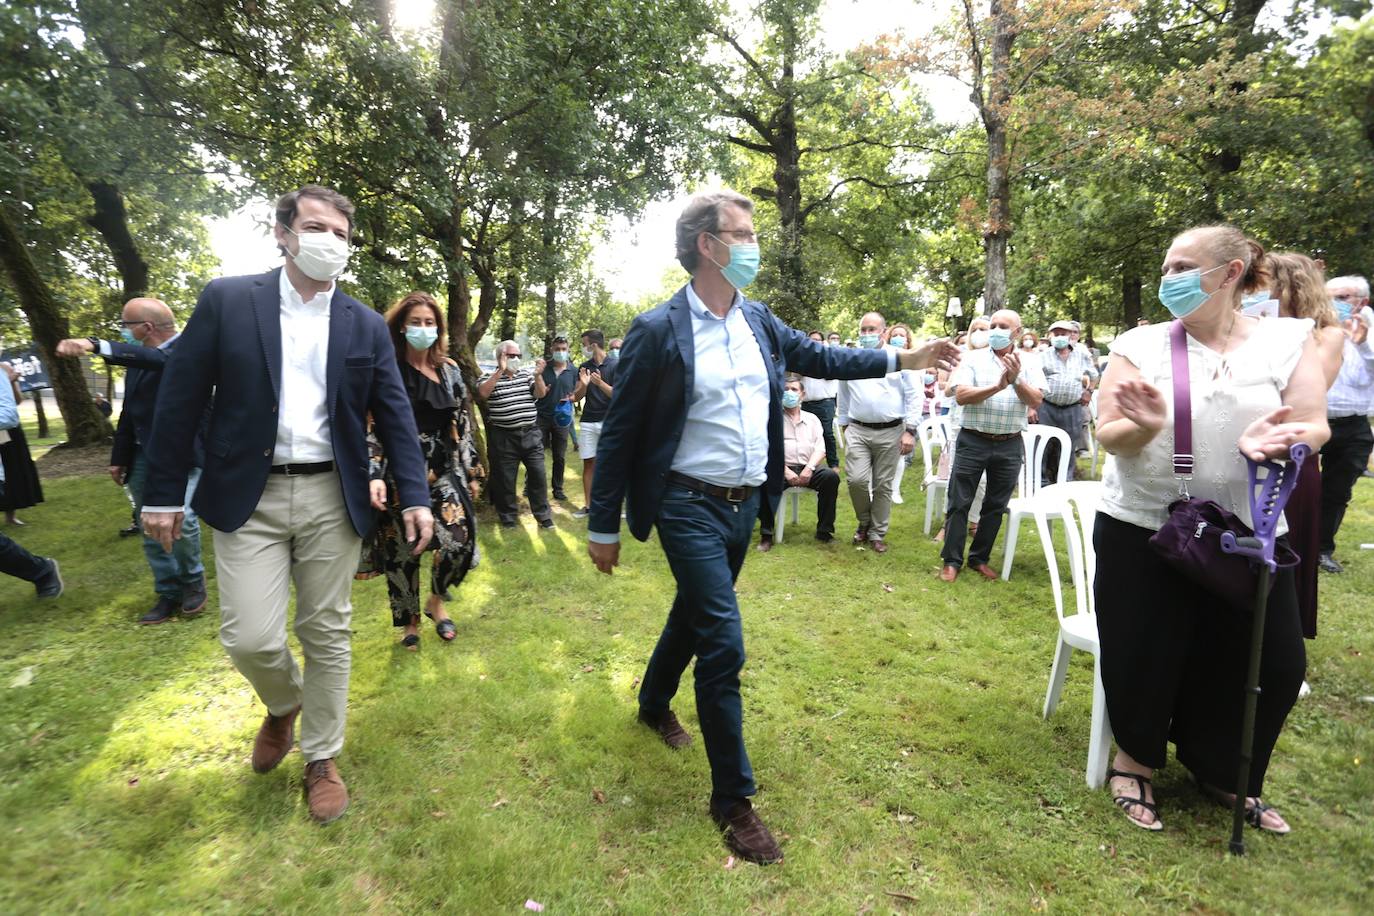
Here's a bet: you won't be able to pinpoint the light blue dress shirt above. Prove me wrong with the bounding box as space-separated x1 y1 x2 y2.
0 376 19 486
669 283 771 487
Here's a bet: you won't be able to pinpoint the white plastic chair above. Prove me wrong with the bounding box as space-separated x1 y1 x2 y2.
1033 483 1111 788
1088 390 1102 478
1000 424 1072 580
916 416 950 534
771 486 814 544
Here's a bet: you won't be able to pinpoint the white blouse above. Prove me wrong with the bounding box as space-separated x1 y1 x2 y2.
1100 316 1312 533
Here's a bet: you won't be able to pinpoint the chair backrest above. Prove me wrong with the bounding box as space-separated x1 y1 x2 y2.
916 415 948 479
1030 480 1102 624
1018 423 1073 498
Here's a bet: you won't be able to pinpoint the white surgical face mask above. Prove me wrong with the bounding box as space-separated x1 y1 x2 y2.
969 330 989 349
286 227 350 281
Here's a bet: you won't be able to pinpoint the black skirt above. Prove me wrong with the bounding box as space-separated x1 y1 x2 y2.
0 424 43 511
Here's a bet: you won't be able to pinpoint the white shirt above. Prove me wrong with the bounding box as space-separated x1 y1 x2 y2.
1327 334 1374 418
668 282 771 487
836 348 922 428
1101 318 1310 533
274 269 334 463
801 374 837 401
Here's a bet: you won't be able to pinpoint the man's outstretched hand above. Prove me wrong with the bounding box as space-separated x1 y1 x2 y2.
899 338 960 373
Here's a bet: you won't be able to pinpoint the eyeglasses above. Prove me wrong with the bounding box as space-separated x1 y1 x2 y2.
118 320 151 328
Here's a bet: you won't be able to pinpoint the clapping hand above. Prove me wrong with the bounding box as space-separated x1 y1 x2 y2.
1114 379 1167 433
1238 405 1314 462
999 351 1021 387
579 367 593 386
1345 317 1369 346
534 357 547 375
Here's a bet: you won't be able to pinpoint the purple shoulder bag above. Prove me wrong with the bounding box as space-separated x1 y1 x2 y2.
1146 321 1298 613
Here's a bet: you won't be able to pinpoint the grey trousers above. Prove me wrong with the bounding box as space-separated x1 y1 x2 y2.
212 471 361 763
844 422 904 540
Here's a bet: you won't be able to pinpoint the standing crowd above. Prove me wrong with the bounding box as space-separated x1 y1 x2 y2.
2 184 1370 865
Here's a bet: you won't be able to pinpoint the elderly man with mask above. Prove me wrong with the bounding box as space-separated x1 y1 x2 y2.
940 308 1047 581
478 340 553 529
1317 275 1374 573
1038 319 1099 486
836 312 923 553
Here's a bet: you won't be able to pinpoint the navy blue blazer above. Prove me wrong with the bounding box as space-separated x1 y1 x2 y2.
102 340 206 471
588 285 890 541
143 269 428 537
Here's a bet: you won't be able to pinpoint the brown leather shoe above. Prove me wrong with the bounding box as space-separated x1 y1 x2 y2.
970 562 999 581
251 705 300 774
304 758 349 824
756 535 773 553
638 708 693 748
852 526 869 545
870 539 888 554
710 799 783 865
939 564 959 582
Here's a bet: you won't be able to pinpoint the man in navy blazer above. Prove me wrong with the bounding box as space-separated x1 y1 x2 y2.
141 185 432 824
587 190 958 864
58 298 210 625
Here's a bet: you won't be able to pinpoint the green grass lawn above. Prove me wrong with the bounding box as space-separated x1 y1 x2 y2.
2 457 1371 913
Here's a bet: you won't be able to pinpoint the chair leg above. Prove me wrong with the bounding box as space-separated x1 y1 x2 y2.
923 486 934 535
790 490 801 525
1086 656 1113 789
1000 510 1022 580
1043 638 1072 719
774 499 786 545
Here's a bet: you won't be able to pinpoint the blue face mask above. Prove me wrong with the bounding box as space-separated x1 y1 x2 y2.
405 326 439 350
708 234 760 289
781 391 801 409
1334 299 1354 321
1051 335 1070 350
858 333 882 349
120 327 139 345
988 328 1012 351
1158 264 1226 318
888 336 907 349
552 350 570 363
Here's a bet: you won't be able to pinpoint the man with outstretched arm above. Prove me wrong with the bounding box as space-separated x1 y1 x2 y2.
584 189 958 865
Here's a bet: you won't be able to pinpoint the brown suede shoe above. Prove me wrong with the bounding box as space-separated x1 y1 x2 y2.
638 708 693 748
304 758 349 824
852 526 869 545
251 705 300 774
710 799 783 865
870 539 889 554
970 562 999 581
939 564 959 582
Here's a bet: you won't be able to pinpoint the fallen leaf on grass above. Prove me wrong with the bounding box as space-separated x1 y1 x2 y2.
430 810 447 818
491 798 508 809
582 665 595 672
8 667 34 688
894 813 914 823
884 890 920 902
592 789 606 804
724 855 736 869
882 583 894 593
524 901 544 912
127 777 139 787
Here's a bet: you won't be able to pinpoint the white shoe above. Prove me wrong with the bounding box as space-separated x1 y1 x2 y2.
1298 680 1311 699
572 508 589 519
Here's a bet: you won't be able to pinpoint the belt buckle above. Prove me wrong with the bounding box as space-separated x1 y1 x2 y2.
280 464 297 477
725 486 745 503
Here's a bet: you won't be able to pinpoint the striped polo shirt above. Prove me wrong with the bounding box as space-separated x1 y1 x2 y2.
479 369 538 429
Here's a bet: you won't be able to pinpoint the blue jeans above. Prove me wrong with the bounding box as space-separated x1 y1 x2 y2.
126 448 204 598
639 483 758 800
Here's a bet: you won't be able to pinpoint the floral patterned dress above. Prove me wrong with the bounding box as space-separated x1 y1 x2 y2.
357 360 483 625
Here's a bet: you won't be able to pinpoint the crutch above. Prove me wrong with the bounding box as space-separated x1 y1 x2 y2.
1219 442 1310 856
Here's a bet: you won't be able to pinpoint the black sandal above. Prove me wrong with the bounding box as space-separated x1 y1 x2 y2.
1108 767 1163 831
434 619 456 641
401 633 420 651
1197 781 1291 835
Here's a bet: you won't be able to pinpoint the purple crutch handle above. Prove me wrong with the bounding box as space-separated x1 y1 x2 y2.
1220 443 1310 572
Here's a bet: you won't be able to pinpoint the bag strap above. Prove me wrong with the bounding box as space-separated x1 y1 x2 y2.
1169 320 1194 484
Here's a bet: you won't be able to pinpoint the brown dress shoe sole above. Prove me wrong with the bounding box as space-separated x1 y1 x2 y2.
252 706 300 774
970 563 999 581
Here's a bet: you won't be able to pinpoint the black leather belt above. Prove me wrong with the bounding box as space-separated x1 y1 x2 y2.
849 418 902 429
666 471 755 503
1047 399 1082 408
269 461 335 476
964 428 1020 443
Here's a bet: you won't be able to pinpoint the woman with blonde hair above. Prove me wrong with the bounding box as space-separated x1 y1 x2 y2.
1094 225 1329 834
1248 252 1345 640
358 292 483 649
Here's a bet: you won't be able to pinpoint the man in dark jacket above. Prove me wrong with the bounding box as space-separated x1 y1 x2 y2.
59 298 207 624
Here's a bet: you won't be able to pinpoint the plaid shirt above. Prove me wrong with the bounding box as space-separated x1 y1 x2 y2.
1040 345 1099 406
950 347 1048 435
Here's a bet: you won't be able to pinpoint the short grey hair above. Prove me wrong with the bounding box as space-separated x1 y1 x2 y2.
1327 274 1370 298
498 339 519 354
675 190 754 273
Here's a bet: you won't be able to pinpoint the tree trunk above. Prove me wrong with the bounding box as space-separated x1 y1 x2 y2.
1122 270 1142 327
771 14 808 327
500 202 524 342
541 187 558 357
0 206 111 446
981 0 1015 315
85 180 149 302
33 390 49 439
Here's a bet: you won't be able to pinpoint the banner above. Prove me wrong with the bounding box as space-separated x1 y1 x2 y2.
0 347 51 392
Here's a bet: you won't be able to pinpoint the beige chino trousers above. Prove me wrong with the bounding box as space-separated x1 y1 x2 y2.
844 422 904 540
212 471 361 763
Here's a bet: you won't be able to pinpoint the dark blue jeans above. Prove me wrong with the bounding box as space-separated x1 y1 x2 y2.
941 429 1023 569
639 483 758 800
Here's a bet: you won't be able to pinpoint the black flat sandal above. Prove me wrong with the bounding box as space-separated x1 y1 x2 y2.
1197 781 1291 835
433 619 456 641
1108 767 1163 831
401 633 420 651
